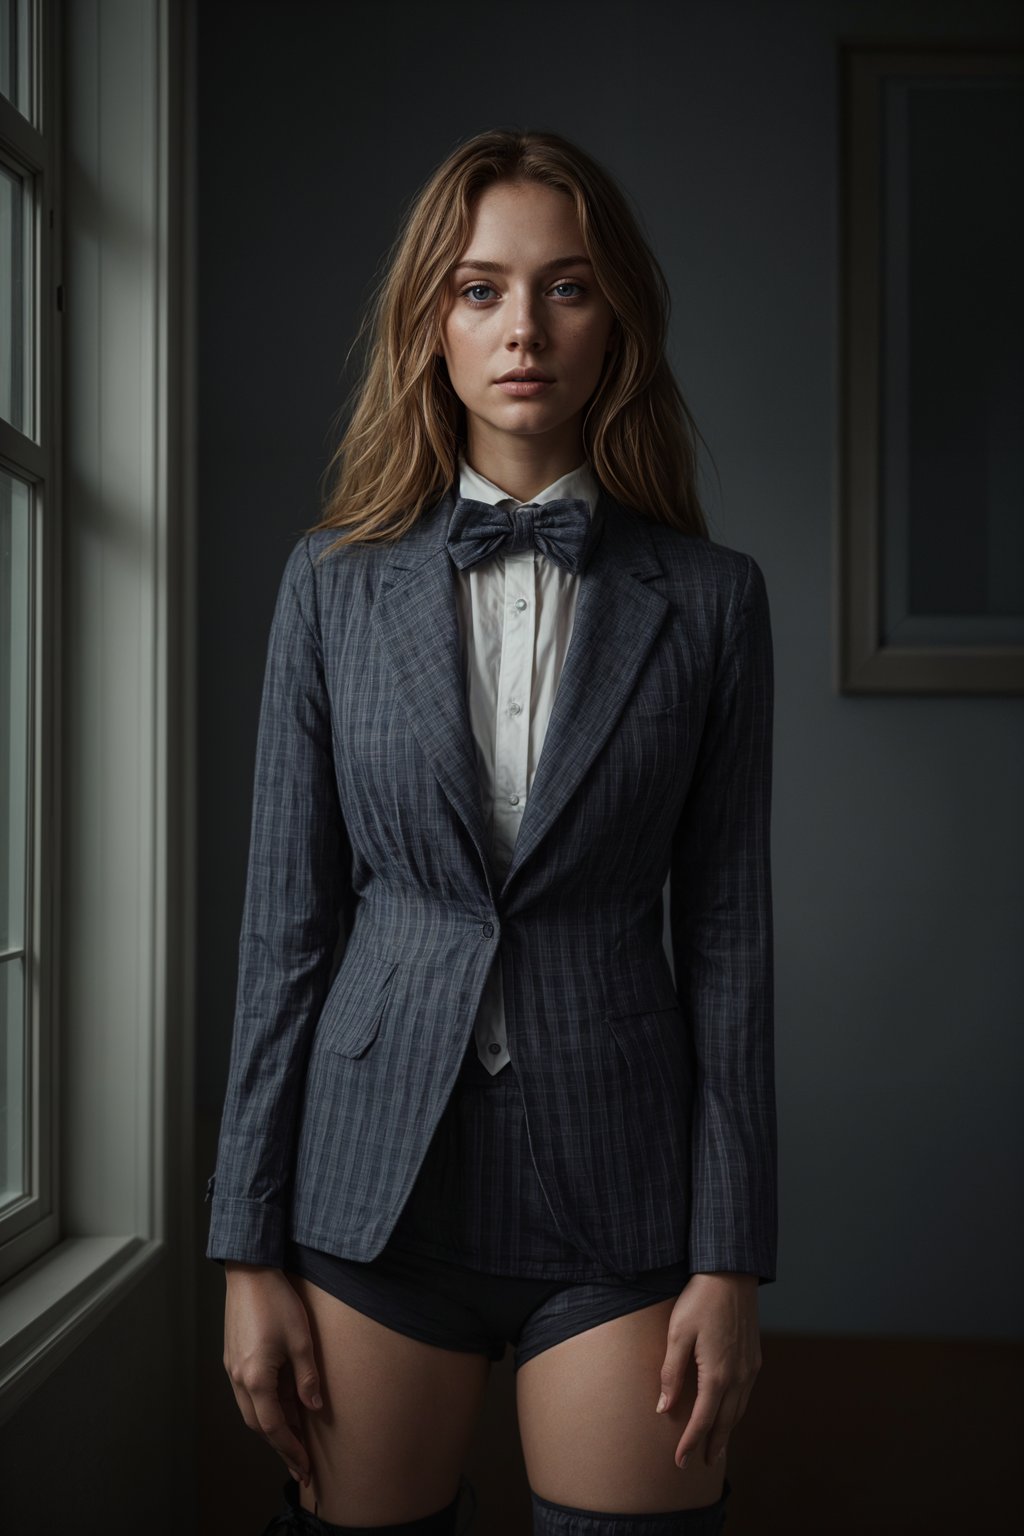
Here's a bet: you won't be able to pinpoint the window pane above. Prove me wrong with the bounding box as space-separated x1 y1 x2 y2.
0 158 28 433
0 466 28 951
0 955 23 1205
0 0 32 121
0 467 29 1208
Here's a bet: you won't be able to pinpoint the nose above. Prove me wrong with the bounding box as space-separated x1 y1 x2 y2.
504 286 547 351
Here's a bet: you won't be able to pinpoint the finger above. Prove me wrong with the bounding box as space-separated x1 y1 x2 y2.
277 1372 315 1479
228 1382 263 1437
702 1383 746 1466
734 1376 756 1427
655 1324 695 1414
673 1374 726 1468
247 1373 312 1481
288 1330 324 1412
232 1383 306 1484
278 1372 307 1443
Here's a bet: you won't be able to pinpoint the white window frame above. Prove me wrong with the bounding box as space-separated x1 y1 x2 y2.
0 0 61 1276
0 0 194 1424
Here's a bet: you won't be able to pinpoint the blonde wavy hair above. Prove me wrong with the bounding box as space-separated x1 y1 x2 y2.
308 128 711 558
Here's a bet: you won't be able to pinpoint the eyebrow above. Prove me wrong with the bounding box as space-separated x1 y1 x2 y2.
453 255 593 274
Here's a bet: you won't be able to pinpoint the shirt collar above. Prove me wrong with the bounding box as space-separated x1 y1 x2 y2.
457 450 600 517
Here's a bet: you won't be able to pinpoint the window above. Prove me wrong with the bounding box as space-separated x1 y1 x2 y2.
0 0 60 1283
0 0 192 1421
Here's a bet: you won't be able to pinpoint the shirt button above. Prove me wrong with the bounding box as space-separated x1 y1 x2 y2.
489 1042 501 1054
481 922 494 937
509 794 520 805
514 597 527 611
509 701 522 715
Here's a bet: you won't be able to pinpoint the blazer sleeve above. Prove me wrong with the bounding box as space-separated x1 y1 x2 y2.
670 552 778 1285
204 534 354 1268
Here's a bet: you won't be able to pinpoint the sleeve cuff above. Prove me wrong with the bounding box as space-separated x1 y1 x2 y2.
204 1193 288 1269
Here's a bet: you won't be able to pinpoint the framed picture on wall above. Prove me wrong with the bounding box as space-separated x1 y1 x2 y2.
839 42 1024 694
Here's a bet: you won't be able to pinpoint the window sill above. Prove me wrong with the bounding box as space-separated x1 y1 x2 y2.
0 1235 164 1426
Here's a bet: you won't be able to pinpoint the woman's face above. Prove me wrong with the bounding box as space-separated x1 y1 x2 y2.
437 179 617 465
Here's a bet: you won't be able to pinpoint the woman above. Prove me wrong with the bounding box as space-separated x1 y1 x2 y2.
205 128 777 1536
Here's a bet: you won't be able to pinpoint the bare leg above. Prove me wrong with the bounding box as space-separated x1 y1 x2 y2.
516 1296 727 1513
285 1271 491 1526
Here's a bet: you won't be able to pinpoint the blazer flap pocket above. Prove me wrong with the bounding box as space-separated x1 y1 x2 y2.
632 696 689 718
606 1002 681 1023
321 952 399 1059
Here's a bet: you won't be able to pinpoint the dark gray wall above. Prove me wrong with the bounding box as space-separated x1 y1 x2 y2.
196 0 1024 1339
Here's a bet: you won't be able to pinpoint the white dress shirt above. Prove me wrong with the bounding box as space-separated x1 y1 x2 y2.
451 449 602 1075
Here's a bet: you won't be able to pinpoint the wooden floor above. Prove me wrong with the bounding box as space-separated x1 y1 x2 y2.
195 1120 1022 1532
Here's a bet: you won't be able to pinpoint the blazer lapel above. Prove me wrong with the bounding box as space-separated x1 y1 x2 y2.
497 483 668 898
371 485 498 896
371 481 670 903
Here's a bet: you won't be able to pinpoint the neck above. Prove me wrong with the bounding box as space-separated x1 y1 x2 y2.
460 428 586 503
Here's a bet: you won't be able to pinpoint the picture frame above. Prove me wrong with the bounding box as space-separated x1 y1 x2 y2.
839 42 1024 693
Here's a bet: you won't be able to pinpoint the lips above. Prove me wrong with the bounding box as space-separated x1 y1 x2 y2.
496 371 554 383
495 378 555 396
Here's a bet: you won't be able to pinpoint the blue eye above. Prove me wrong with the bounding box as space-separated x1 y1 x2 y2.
458 279 586 306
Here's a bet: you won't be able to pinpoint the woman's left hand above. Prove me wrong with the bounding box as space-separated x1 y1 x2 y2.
655 1271 762 1469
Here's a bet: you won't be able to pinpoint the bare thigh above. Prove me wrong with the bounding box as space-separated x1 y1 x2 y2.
285 1271 492 1526
516 1295 726 1514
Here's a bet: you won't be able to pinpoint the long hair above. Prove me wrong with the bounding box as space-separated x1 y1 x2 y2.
308 128 711 558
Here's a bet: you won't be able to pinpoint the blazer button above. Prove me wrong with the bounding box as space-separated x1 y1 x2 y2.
481 922 494 936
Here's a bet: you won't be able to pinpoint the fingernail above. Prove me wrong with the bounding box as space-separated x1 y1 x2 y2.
677 1452 689 1470
311 1393 323 1408
288 1467 301 1482
656 1392 668 1413
717 1447 726 1462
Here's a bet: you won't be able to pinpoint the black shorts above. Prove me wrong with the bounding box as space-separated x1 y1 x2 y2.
283 1237 691 1372
283 1035 691 1371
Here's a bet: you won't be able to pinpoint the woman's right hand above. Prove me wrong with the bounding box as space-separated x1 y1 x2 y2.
222 1262 324 1487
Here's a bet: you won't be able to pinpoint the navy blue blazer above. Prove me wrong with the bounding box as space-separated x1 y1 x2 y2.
204 482 778 1284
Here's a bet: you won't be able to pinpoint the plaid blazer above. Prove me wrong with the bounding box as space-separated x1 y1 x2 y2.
204 482 778 1284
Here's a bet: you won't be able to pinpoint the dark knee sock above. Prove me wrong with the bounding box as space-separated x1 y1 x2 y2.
530 1474 731 1536
264 1471 470 1535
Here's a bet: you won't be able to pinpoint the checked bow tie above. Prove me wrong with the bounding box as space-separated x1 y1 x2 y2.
445 495 600 576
